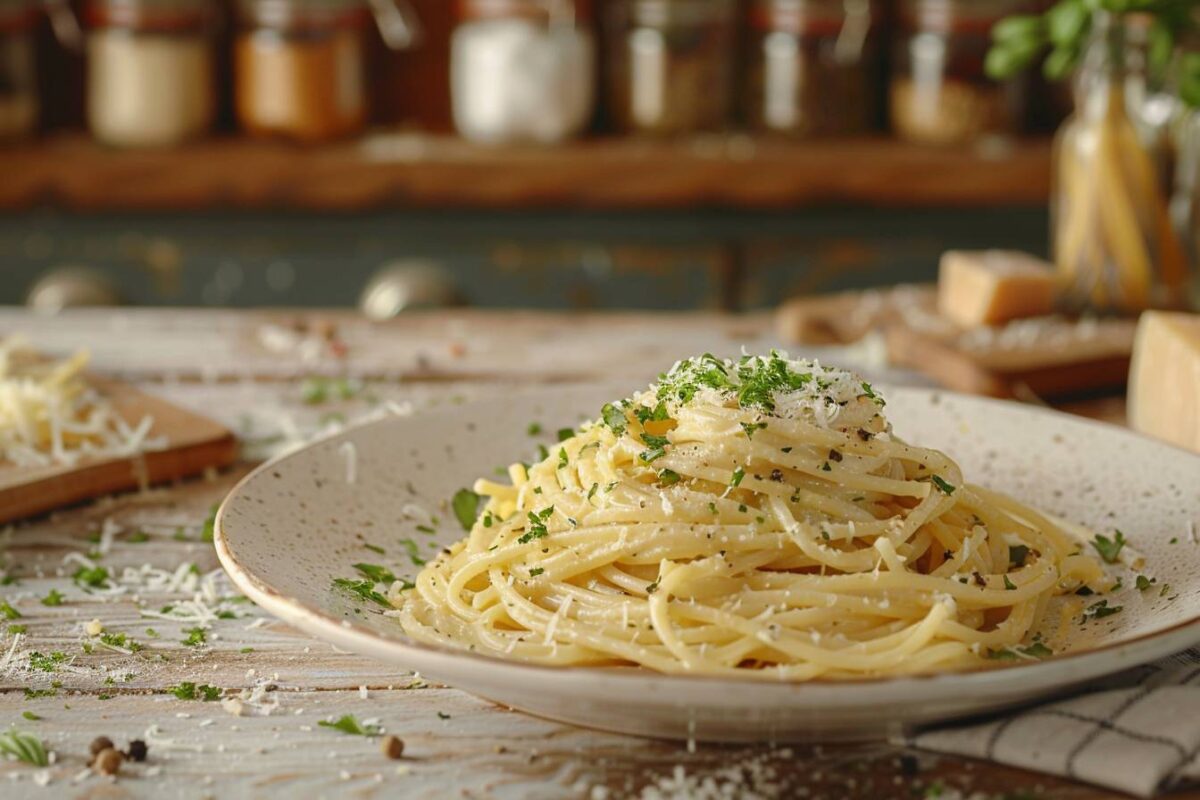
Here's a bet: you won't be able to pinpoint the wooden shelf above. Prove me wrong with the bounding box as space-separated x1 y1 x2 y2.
0 133 1052 212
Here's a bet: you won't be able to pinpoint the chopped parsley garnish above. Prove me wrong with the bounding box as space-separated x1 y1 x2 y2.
363 543 385 555
634 401 670 424
1082 600 1123 622
23 689 55 700
28 651 68 672
529 568 545 577
600 403 627 435
1009 545 1029 568
730 467 746 488
201 504 218 542
526 422 542 436
658 469 682 486
181 627 207 647
72 565 110 590
437 712 451 720
859 381 884 406
1003 575 1017 591
399 539 427 566
734 352 812 412
740 422 768 439
171 682 221 701
319 714 381 736
985 642 1053 661
929 475 956 496
708 502 719 515
1136 575 1155 591
558 448 569 469
354 563 397 584
98 632 143 652
0 602 20 620
452 488 482 531
1091 530 1127 564
638 433 670 464
7 625 26 634
517 507 555 544
0 728 48 766
332 578 390 607
654 353 733 405
587 483 599 501
556 427 575 442
21 712 39 721
127 530 151 544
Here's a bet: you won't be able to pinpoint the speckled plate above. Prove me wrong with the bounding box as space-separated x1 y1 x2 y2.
215 386 1200 742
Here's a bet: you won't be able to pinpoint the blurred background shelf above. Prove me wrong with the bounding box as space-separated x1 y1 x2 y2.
0 134 1052 212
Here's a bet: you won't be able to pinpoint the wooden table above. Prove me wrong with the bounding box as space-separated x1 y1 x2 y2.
0 308 1159 799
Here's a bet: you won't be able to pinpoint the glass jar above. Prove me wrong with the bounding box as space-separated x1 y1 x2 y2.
235 0 419 142
451 0 595 144
606 0 736 136
1053 12 1190 314
745 0 877 137
0 0 38 142
85 0 217 148
891 0 1029 145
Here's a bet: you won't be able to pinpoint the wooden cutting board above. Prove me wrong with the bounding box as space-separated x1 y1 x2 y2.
0 375 238 524
776 285 1137 400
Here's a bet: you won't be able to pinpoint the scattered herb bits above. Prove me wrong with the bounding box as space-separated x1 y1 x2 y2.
0 728 48 767
1091 530 1127 564
319 715 381 736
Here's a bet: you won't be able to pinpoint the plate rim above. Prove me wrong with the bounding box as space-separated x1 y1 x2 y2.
215 386 1200 700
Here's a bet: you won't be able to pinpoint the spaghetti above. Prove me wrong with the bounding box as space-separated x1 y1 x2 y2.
394 353 1107 680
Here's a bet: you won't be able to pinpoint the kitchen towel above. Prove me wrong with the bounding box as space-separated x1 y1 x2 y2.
898 648 1200 797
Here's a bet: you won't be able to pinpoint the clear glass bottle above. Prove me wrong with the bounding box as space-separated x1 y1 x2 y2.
235 0 419 142
745 0 878 137
1053 12 1190 313
86 0 217 147
606 0 736 136
891 0 1028 145
451 0 595 144
0 0 38 142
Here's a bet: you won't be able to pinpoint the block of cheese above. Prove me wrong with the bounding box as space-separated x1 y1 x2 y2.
1129 311 1200 455
938 250 1060 328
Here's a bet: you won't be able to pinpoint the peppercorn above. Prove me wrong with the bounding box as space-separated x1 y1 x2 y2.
89 736 114 758
381 735 404 760
94 747 123 776
126 739 148 762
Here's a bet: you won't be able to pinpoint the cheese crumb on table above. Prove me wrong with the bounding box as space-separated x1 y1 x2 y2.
1128 311 1200 455
938 250 1060 328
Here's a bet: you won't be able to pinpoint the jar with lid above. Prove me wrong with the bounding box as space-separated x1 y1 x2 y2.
234 0 419 143
745 0 878 137
85 0 217 148
0 0 38 142
451 0 595 144
606 0 736 136
891 0 1031 146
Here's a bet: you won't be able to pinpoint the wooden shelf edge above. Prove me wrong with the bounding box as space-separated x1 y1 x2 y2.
0 134 1053 212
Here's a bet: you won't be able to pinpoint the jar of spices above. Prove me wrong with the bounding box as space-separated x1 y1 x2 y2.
451 0 595 144
0 0 38 142
85 0 217 148
745 0 878 137
891 0 1030 146
606 0 736 136
234 0 419 143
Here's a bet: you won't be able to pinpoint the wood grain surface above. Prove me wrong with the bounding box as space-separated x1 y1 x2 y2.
0 374 237 525
0 308 1165 800
0 135 1052 212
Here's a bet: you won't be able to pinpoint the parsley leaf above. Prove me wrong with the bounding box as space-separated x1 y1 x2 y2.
517 507 555 544
0 728 48 766
1091 530 1127 564
0 601 21 620
354 563 397 584
730 467 746 488
452 488 482 531
929 475 956 496
332 578 390 607
39 589 64 607
740 422 768 439
1003 575 1017 590
601 403 627 435
1082 600 1123 622
181 627 207 647
1136 575 1155 591
658 469 681 486
171 682 221 701
319 714 381 736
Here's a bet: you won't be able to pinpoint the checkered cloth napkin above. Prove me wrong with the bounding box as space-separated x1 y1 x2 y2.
897 649 1200 797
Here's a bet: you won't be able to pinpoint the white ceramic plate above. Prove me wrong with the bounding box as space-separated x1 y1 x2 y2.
215 386 1200 742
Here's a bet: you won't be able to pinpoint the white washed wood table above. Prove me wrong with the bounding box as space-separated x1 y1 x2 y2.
0 309 1163 799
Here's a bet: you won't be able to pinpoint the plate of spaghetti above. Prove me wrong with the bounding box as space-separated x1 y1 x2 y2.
216 353 1200 741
